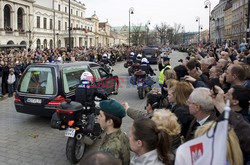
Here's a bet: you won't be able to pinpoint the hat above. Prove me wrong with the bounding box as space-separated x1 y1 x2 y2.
163 56 170 61
9 68 14 72
100 99 126 118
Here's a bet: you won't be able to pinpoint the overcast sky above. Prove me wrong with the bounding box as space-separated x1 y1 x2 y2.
81 0 220 32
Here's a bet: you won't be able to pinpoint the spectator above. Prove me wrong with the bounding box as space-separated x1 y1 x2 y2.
0 61 3 97
151 110 181 154
82 151 121 165
195 121 244 165
185 88 217 141
167 81 194 137
225 64 249 89
129 119 174 165
7 68 15 97
98 99 130 165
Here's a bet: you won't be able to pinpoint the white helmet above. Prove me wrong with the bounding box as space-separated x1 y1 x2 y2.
57 57 63 62
130 52 135 56
80 71 94 84
141 58 148 63
102 54 108 59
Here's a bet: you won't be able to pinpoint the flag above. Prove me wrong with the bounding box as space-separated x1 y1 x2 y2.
175 101 231 165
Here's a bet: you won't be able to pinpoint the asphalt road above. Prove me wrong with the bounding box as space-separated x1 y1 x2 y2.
0 50 187 165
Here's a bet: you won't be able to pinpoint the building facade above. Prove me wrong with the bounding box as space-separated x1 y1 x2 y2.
231 0 248 43
0 0 125 49
224 0 233 42
211 0 227 45
0 0 34 46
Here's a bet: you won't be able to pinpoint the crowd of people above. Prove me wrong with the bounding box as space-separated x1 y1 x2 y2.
1 42 250 165
0 45 140 98
82 42 249 165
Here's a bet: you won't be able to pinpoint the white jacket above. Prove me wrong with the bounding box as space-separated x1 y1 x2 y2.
7 74 16 84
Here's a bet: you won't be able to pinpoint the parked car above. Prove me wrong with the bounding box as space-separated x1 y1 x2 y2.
142 47 159 64
14 62 119 117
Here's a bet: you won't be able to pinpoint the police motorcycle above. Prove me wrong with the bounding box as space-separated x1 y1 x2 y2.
51 72 108 164
124 52 134 69
128 54 142 76
99 54 113 74
130 58 155 99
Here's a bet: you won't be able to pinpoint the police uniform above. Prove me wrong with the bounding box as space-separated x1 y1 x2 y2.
98 99 130 165
99 129 130 165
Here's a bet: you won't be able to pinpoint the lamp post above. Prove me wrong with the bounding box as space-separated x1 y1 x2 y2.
146 21 150 45
181 26 185 44
204 0 211 42
68 0 71 51
196 16 201 43
129 7 134 47
247 0 250 46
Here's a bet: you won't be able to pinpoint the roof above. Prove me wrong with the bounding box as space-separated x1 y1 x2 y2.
28 61 96 69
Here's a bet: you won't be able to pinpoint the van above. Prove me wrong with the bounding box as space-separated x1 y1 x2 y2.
14 62 119 117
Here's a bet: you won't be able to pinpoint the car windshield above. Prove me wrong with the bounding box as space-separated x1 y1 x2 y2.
62 65 90 93
144 49 156 55
19 67 55 95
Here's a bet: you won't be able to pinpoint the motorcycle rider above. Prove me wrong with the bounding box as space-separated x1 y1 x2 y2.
75 71 108 112
140 58 155 76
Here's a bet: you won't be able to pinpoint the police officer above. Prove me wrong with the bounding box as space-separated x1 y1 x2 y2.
98 99 130 165
75 71 107 110
140 58 155 76
158 56 172 88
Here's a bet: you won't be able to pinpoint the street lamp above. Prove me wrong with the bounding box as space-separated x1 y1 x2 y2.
204 0 211 42
181 26 185 44
146 21 150 45
196 16 201 43
68 0 71 52
129 7 134 47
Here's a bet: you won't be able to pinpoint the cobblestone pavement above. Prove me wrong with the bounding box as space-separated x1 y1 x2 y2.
0 51 187 165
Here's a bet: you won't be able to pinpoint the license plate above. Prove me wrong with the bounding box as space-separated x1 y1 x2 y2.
138 83 143 86
26 98 42 104
65 128 76 137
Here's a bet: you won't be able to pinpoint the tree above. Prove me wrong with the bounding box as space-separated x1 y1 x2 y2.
131 24 146 46
173 23 182 44
155 22 169 45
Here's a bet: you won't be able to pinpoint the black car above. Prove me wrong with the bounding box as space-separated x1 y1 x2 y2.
142 47 159 64
14 62 119 117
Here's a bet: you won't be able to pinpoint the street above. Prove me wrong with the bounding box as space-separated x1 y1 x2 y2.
0 51 187 165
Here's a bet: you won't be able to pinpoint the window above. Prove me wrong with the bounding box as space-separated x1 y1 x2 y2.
19 67 55 95
65 22 67 30
58 20 61 30
98 68 108 78
76 11 78 16
71 9 73 14
65 7 67 13
62 65 89 93
76 24 78 28
81 12 83 17
43 18 47 29
50 19 53 30
37 16 40 28
58 4 60 11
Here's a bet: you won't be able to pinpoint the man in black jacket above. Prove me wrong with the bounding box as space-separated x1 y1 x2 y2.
0 61 3 97
75 71 108 112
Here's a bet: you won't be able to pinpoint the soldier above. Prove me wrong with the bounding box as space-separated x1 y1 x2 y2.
98 99 130 165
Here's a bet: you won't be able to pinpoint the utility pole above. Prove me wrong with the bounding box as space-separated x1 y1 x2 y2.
68 0 71 51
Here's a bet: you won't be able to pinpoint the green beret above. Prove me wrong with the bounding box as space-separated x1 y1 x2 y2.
100 99 126 118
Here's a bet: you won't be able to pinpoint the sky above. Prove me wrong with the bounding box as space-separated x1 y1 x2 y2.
81 0 220 32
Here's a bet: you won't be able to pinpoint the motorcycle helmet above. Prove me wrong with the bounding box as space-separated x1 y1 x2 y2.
102 54 108 60
136 54 142 61
80 71 94 85
141 58 149 64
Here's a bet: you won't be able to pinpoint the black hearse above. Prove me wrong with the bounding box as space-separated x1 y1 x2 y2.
14 62 119 117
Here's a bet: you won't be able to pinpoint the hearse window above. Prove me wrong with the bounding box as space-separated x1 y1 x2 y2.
99 68 108 78
91 68 101 80
19 67 55 95
63 65 89 93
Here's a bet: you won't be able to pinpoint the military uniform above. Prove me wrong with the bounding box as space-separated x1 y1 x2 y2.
99 129 130 165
